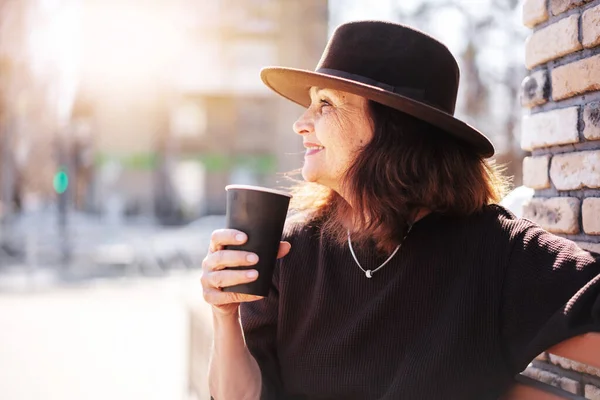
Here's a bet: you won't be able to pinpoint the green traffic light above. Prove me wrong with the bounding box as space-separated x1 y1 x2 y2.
53 169 69 194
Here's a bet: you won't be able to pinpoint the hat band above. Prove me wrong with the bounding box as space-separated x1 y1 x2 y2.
317 68 426 101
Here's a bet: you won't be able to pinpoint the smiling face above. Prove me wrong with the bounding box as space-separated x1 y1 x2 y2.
293 87 374 193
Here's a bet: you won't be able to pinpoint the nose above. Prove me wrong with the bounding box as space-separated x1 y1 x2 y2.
293 108 314 136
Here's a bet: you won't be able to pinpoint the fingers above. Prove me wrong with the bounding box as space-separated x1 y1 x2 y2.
201 233 292 309
203 229 264 308
209 229 248 253
203 249 259 271
202 269 259 290
204 241 289 272
276 241 292 259
200 252 263 307
203 288 265 306
201 268 264 306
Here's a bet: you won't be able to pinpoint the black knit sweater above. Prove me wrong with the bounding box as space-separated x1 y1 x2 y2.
239 205 600 399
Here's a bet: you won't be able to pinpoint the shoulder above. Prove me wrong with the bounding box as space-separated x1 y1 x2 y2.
466 204 538 238
429 204 534 239
430 204 540 255
477 205 597 261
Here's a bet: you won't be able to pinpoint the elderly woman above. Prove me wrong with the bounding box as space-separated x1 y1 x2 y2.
202 21 600 399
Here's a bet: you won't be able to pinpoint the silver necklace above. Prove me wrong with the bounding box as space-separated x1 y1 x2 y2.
347 225 412 279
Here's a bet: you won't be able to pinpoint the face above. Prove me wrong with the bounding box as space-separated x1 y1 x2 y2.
293 87 373 193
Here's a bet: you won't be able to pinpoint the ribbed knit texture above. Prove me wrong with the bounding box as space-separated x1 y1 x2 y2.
239 205 600 400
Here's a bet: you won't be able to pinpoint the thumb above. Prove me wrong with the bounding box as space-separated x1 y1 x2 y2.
276 241 291 259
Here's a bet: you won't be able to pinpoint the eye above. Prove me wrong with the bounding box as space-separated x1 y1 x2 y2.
319 98 332 108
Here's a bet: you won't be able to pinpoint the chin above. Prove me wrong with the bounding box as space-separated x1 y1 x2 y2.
301 165 340 189
302 171 336 191
301 169 319 183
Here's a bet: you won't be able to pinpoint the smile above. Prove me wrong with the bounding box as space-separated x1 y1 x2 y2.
305 146 324 156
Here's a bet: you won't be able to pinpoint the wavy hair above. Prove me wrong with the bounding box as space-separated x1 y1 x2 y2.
287 100 510 254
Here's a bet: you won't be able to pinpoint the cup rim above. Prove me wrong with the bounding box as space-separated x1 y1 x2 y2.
225 184 293 198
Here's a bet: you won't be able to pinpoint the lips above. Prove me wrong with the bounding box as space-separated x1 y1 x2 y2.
304 142 324 157
306 148 324 156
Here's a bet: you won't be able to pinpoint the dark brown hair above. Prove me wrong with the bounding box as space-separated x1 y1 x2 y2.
288 100 510 254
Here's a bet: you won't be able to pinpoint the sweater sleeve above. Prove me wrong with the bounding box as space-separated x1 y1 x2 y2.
239 258 283 400
499 222 600 373
239 217 313 399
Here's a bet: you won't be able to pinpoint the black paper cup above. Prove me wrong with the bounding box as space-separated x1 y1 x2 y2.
222 185 292 297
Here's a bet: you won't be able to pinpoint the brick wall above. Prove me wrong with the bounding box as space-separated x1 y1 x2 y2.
521 0 600 397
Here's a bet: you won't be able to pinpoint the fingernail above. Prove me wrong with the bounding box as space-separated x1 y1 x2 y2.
246 254 259 263
246 270 258 278
235 233 246 242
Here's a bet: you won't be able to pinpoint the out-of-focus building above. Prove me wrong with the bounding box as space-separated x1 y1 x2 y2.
1 0 328 223
75 0 328 222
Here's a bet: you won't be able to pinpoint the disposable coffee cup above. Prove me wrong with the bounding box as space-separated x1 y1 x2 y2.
222 185 292 297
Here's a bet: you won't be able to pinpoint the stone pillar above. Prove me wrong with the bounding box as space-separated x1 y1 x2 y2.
521 0 600 396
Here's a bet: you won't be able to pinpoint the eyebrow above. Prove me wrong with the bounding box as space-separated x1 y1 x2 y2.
311 87 339 101
310 87 323 97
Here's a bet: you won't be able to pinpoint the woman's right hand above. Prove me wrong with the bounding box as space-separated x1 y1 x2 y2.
201 229 291 318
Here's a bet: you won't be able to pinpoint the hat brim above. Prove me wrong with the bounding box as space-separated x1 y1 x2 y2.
261 67 495 158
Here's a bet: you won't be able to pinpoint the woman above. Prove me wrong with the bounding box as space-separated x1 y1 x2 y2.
202 21 600 399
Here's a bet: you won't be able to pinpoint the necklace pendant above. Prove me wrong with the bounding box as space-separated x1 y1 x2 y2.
365 270 373 278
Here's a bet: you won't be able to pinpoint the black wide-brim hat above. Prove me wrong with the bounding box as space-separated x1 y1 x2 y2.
260 20 495 158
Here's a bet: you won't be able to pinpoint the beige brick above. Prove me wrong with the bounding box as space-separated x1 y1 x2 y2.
576 241 600 253
524 0 550 27
525 15 582 69
586 384 600 400
582 198 600 234
558 376 581 394
521 107 579 151
522 197 580 234
521 70 550 108
521 367 580 393
550 151 600 190
584 102 600 140
522 367 559 384
552 54 600 100
549 353 600 377
551 0 592 15
523 155 551 189
583 4 600 48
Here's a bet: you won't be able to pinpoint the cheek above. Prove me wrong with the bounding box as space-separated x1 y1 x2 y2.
329 139 360 165
316 111 371 167
326 141 359 177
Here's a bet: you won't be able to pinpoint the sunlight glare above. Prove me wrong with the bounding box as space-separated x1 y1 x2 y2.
83 4 184 85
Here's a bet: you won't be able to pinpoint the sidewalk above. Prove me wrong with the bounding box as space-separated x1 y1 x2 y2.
0 272 206 400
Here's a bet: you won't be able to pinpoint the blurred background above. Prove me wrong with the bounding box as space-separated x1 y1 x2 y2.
0 0 527 399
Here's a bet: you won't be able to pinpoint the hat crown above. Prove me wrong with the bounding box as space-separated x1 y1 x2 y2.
316 21 460 115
